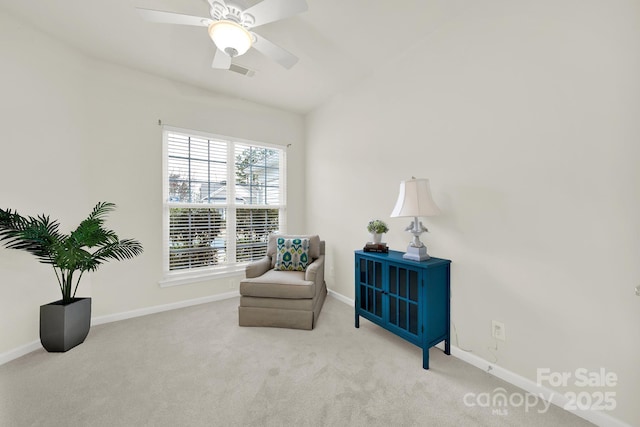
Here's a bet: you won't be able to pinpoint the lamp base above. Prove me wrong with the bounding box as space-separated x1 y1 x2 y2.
402 245 430 261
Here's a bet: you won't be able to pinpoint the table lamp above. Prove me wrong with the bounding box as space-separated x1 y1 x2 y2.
390 177 441 261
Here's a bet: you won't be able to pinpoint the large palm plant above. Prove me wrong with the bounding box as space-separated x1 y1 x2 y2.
0 202 143 303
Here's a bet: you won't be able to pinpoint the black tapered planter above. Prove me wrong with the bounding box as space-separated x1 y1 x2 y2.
40 297 91 352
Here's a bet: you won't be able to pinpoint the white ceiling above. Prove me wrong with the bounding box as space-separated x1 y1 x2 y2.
0 0 466 114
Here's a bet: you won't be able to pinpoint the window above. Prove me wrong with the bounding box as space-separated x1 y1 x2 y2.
162 127 286 283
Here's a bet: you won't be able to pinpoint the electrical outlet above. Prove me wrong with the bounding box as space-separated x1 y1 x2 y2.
636 285 640 296
492 320 506 341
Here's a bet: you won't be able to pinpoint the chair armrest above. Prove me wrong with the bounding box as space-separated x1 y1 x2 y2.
245 256 272 278
305 255 325 283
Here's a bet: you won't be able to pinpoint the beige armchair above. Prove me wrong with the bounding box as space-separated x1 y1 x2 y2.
239 234 327 330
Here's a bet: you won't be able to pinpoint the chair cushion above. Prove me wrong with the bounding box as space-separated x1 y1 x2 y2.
274 237 309 271
240 270 315 299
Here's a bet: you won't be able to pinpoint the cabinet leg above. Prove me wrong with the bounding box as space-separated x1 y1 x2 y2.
445 339 450 355
423 349 429 370
355 313 360 328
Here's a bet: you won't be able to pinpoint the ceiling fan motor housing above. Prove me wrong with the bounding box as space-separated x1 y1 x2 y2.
210 1 255 27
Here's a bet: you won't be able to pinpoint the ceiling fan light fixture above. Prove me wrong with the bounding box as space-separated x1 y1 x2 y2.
208 20 252 57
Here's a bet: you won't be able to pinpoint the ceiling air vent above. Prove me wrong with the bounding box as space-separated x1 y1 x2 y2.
229 64 255 77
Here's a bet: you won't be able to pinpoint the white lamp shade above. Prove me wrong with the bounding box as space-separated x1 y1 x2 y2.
391 178 441 218
208 20 253 57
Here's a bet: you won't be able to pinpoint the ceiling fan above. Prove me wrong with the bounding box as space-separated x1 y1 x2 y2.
136 0 308 70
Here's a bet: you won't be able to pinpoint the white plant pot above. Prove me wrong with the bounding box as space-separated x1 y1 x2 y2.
371 233 382 244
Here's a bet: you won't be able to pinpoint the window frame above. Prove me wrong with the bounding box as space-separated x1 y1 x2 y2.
160 126 287 287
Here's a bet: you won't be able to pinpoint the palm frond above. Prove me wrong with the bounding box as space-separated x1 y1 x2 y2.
0 209 65 264
87 238 144 270
88 202 116 222
70 219 117 248
1 203 142 302
53 243 93 272
70 202 118 248
0 208 28 243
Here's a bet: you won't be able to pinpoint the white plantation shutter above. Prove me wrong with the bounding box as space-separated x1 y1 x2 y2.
167 134 227 203
234 143 281 205
169 207 227 270
235 208 279 263
164 128 285 276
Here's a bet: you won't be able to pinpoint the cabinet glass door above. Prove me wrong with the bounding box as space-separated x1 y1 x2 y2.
388 264 420 336
358 258 383 318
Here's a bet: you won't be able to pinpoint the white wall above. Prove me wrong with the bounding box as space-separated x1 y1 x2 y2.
0 10 93 354
305 1 640 425
0 10 305 353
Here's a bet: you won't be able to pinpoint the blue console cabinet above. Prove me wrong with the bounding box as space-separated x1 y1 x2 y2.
354 250 451 369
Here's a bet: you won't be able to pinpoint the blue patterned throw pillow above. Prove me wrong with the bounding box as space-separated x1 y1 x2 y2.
274 237 310 271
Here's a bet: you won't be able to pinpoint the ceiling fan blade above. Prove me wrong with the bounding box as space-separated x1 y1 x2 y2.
243 0 308 28
251 32 298 69
136 8 212 27
211 49 231 69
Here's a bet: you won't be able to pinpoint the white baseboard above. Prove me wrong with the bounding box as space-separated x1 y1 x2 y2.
328 288 631 427
327 288 354 306
451 348 631 427
92 290 239 326
0 291 240 366
0 340 42 366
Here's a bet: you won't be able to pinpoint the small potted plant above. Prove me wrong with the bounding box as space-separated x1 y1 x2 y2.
0 202 143 352
367 219 389 244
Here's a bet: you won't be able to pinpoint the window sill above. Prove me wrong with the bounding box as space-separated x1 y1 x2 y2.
159 265 246 288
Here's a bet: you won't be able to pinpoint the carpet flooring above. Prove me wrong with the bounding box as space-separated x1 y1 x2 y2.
0 295 594 426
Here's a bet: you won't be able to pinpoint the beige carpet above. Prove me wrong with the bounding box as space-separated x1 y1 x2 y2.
0 295 593 426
